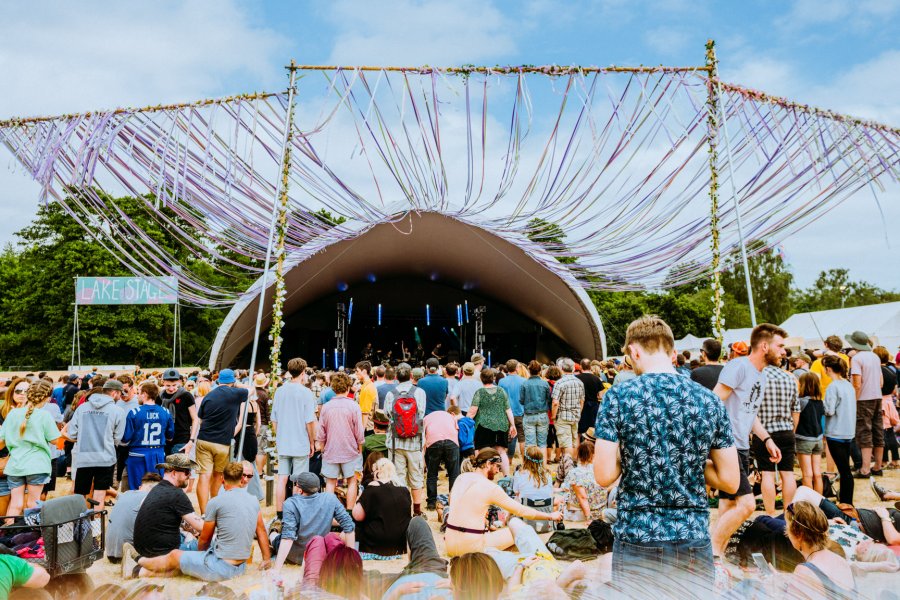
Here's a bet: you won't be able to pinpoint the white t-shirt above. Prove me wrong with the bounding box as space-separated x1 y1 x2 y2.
718 357 766 450
512 471 553 501
850 351 882 401
271 382 317 457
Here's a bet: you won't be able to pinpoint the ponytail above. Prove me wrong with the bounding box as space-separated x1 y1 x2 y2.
20 380 52 437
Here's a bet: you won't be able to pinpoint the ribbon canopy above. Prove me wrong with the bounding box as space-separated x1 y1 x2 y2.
1 63 898 308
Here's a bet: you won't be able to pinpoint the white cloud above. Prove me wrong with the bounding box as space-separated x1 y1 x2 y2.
643 27 690 56
0 0 289 245
323 0 516 65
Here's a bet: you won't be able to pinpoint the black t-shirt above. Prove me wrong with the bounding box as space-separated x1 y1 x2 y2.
62 383 80 408
576 373 603 403
160 388 196 445
881 365 897 397
356 482 411 556
198 385 248 446
133 480 195 557
690 364 724 391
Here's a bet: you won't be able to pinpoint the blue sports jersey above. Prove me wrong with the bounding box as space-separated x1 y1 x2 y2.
123 404 175 449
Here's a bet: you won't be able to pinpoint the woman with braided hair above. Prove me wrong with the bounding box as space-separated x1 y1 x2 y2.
0 380 60 521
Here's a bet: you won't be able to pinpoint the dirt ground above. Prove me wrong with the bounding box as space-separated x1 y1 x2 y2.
50 457 898 599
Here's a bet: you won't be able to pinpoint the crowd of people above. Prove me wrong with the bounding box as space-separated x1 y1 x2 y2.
0 321 898 599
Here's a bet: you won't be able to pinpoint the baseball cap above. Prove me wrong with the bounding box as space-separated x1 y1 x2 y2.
291 472 321 493
462 362 476 375
162 368 182 381
732 341 749 356
218 369 236 384
68 373 79 382
425 357 440 369
156 453 199 471
102 379 124 392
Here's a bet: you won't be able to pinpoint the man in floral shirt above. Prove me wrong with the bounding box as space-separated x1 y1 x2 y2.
595 316 738 589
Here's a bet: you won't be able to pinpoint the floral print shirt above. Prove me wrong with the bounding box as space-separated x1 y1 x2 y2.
595 373 734 543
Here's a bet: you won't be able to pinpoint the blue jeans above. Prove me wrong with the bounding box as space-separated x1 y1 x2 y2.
523 413 549 448
612 538 714 592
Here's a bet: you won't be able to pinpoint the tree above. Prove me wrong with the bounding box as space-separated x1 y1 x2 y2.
721 241 794 325
793 268 900 312
525 218 577 264
0 193 256 368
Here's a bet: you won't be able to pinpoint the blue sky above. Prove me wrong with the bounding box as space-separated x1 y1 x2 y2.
1 0 898 289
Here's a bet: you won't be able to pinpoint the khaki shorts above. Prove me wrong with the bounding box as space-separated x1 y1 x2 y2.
393 448 425 490
195 439 231 474
555 420 579 449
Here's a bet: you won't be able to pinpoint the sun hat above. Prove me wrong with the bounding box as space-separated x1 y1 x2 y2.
373 409 390 426
253 373 269 387
217 369 236 384
844 331 872 352
156 453 199 471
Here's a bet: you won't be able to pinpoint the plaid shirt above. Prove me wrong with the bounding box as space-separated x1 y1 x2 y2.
758 366 800 433
552 374 585 422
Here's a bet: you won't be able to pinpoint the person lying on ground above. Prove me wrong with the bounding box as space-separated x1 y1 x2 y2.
126 462 271 581
443 448 562 557
272 472 355 570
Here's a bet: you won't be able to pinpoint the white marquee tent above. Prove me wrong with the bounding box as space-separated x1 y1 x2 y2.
780 302 900 352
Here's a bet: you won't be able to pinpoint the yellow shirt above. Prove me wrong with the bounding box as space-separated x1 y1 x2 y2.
358 381 377 415
809 353 850 394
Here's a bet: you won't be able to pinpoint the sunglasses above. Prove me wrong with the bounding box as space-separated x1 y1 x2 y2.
241 473 253 478
13 388 28 394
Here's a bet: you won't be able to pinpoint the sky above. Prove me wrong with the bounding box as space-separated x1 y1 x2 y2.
0 0 898 290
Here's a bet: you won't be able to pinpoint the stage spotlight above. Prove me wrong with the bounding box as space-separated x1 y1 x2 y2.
337 281 349 292
334 349 339 369
465 300 469 323
322 349 327 369
367 273 377 283
426 304 431 326
348 298 354 324
377 303 382 326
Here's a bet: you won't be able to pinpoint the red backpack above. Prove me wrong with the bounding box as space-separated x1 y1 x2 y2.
391 385 422 439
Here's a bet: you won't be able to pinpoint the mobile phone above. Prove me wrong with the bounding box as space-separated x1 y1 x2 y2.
752 552 773 578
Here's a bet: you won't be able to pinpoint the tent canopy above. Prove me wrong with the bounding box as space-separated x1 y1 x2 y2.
779 302 900 352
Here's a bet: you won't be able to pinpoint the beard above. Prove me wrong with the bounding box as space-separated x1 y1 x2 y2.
765 349 782 366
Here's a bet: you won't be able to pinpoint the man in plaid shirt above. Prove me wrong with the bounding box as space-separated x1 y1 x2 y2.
551 357 585 458
753 364 801 514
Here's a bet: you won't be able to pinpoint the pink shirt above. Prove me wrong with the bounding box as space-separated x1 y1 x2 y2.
316 396 364 464
423 411 458 448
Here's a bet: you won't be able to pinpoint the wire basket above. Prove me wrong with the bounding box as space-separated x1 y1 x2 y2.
0 510 106 576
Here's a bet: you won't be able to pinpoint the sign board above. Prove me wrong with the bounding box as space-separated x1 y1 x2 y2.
75 276 178 305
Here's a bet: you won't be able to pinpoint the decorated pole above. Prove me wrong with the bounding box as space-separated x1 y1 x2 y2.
706 40 725 341
236 61 298 461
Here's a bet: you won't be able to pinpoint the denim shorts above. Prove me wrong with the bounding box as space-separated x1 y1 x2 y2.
278 455 309 479
7 473 51 489
0 477 11 497
321 454 363 480
179 549 246 582
523 413 549 447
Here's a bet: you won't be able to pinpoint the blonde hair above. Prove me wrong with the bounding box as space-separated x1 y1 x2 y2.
196 381 211 398
372 458 403 486
521 446 549 487
20 380 52 437
623 315 675 355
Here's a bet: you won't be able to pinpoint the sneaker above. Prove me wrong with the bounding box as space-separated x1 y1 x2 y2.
871 477 888 501
121 542 139 580
871 469 883 477
852 471 871 479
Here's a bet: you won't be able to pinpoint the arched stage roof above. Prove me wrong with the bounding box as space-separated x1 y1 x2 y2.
210 211 606 369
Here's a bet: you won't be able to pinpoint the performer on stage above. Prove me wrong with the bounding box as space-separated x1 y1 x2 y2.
414 343 425 366
401 341 412 363
361 342 375 362
431 343 444 361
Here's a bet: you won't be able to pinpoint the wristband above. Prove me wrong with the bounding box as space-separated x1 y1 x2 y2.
763 436 772 445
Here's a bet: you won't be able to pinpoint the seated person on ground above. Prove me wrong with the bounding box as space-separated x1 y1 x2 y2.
511 446 556 532
352 458 412 557
129 454 205 562
273 472 355 569
106 473 162 563
561 441 607 522
444 448 562 557
127 462 271 582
